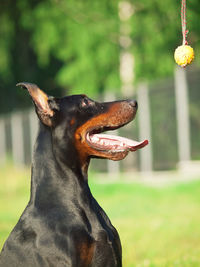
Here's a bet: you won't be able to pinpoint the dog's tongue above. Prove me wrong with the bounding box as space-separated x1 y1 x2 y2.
90 134 148 151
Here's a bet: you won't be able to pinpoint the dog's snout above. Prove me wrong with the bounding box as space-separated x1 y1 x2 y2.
128 100 138 109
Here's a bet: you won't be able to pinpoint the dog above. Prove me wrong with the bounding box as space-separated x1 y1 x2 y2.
0 82 148 267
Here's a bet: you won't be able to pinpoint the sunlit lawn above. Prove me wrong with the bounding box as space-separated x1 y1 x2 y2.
1 165 200 266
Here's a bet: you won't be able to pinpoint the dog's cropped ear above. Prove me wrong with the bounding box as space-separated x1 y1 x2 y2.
17 82 58 127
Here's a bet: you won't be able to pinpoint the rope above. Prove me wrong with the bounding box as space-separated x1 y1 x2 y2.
181 0 188 45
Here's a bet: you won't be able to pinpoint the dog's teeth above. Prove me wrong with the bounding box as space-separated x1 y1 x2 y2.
91 136 99 142
100 140 104 145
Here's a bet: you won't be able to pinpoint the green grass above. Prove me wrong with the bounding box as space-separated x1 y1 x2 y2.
1 166 200 266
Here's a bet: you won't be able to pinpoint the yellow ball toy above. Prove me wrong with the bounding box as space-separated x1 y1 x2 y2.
174 45 194 67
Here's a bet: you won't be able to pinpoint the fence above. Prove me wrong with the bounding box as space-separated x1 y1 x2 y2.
0 66 200 173
0 110 38 166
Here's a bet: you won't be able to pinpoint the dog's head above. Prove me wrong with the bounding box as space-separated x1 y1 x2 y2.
17 82 148 170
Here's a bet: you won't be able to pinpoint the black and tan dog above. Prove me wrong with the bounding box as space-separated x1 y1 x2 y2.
0 83 148 267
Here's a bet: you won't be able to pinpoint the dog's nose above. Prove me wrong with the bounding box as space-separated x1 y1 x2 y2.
128 100 138 109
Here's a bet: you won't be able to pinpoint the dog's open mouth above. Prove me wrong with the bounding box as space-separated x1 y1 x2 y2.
75 101 148 161
86 127 148 153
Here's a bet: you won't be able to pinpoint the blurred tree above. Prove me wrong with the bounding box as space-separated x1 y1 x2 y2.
20 0 120 96
0 0 64 113
0 0 200 114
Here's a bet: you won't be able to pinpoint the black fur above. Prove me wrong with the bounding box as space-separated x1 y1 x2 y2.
0 83 139 267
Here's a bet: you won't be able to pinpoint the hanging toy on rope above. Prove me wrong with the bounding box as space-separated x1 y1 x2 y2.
174 0 194 67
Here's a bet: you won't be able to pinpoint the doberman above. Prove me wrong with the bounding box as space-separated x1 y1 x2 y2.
0 83 148 267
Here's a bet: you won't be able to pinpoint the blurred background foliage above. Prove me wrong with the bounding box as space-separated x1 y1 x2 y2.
0 0 200 113
131 0 200 82
1 3 200 264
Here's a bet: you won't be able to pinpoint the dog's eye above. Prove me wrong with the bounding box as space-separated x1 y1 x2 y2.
81 99 88 107
81 98 93 107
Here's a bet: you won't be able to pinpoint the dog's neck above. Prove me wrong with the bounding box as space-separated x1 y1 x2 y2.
29 123 91 208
